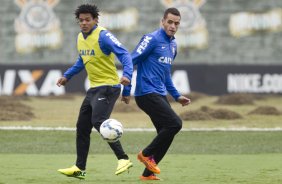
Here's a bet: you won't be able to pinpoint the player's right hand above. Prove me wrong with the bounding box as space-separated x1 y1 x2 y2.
177 96 191 106
121 96 130 104
57 77 68 87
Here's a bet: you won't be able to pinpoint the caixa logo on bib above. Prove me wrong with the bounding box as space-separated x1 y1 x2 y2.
14 0 63 54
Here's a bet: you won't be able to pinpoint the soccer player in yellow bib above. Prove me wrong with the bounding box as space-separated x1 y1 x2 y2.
57 4 133 179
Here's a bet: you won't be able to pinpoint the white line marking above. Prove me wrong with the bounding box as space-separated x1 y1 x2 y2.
1 126 282 131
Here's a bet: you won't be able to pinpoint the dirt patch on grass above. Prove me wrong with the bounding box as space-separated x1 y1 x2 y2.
0 96 34 121
180 106 242 121
248 106 281 115
209 109 242 120
216 93 255 105
180 110 213 121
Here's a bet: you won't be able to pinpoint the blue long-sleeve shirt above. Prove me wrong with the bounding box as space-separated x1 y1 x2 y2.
123 28 181 100
63 26 132 84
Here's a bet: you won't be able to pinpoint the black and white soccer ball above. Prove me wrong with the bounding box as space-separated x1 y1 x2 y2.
100 119 123 142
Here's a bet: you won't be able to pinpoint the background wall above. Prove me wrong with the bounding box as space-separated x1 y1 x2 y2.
0 0 282 65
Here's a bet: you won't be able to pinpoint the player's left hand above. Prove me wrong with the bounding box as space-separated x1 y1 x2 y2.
120 76 130 86
177 96 191 106
121 96 130 104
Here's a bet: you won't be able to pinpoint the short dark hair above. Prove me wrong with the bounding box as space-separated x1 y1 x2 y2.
163 7 181 19
75 4 99 19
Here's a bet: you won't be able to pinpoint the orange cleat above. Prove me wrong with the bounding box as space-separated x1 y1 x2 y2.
137 151 160 174
140 174 161 181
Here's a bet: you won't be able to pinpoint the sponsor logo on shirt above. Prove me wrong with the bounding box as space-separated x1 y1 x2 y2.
158 57 172 64
105 32 122 47
79 49 95 56
136 36 153 54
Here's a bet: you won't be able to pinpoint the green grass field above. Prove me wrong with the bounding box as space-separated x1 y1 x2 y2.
1 154 282 184
1 131 282 184
1 95 282 183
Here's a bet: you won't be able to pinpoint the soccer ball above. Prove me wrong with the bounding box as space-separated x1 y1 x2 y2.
100 119 123 142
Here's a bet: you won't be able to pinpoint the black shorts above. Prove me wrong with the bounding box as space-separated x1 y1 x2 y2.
76 86 120 131
135 93 182 131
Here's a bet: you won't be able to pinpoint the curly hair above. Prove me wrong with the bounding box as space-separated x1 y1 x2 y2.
75 4 99 19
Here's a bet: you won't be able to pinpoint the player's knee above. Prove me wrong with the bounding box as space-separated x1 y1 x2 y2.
167 117 182 135
174 117 182 132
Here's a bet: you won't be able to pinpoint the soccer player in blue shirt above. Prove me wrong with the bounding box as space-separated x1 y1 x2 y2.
56 4 133 179
122 8 191 180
